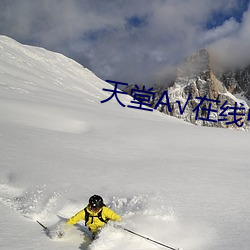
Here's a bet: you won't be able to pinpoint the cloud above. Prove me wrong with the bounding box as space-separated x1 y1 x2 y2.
209 4 250 69
0 0 249 86
200 18 240 45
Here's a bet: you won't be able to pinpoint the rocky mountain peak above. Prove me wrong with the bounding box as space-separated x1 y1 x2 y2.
123 48 250 130
152 49 250 130
217 65 250 100
177 48 210 78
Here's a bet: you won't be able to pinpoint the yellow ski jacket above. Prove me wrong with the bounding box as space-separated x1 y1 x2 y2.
67 206 121 233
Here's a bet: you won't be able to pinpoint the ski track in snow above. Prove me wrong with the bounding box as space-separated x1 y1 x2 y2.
0 179 211 250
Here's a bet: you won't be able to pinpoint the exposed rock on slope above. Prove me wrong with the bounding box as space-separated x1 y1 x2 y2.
148 49 250 129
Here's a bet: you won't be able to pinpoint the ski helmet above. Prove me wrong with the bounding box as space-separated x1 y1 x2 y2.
89 195 104 210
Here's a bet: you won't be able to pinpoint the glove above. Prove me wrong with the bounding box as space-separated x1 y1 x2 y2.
56 230 64 238
55 223 71 238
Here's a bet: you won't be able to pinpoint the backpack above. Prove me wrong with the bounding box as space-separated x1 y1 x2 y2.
84 206 109 226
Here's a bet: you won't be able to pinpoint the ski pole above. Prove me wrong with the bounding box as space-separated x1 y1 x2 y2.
37 220 48 231
122 227 180 250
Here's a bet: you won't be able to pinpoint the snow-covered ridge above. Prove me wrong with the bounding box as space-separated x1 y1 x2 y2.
0 35 133 134
0 35 126 103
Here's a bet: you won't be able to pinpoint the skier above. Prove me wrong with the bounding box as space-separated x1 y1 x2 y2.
66 194 121 239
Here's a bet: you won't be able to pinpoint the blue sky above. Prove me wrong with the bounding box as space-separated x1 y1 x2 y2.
0 0 249 86
206 0 249 28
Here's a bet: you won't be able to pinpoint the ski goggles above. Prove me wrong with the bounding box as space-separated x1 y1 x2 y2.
89 205 101 212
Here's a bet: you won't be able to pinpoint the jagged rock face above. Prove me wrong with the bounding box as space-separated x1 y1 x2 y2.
153 49 250 130
217 66 250 99
123 84 144 97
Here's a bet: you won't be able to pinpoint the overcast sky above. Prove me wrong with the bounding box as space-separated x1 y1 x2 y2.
0 0 249 86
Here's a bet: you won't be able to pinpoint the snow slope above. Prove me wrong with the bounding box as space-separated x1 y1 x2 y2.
0 35 250 250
